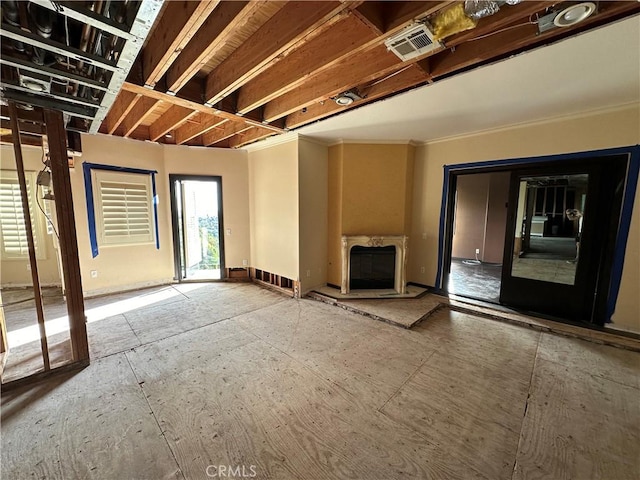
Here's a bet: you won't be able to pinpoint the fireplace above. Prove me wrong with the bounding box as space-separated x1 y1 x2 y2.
341 235 408 294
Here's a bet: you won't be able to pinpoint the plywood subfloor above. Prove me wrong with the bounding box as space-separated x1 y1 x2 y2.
2 283 639 479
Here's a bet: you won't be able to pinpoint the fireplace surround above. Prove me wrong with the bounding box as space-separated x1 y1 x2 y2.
341 235 408 294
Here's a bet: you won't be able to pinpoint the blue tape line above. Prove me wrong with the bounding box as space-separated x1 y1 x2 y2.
434 165 451 289
606 145 640 321
82 162 99 258
82 162 161 257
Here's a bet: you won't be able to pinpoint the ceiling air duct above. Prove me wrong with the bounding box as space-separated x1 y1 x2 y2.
385 23 441 61
538 2 597 33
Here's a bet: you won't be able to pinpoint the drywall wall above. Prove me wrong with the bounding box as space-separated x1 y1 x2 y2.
327 142 414 286
163 144 250 268
248 138 299 281
73 135 172 295
327 144 343 286
0 144 61 287
409 104 640 332
68 135 252 296
452 174 490 261
298 138 328 293
484 173 510 264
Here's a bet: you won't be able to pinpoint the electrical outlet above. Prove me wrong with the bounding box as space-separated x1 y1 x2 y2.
90 270 98 278
226 229 231 236
242 259 248 266
26 263 31 271
306 270 311 277
475 248 480 255
420 266 425 274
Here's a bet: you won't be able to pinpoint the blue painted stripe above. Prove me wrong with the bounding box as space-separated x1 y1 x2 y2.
606 145 640 321
82 162 161 257
82 162 99 258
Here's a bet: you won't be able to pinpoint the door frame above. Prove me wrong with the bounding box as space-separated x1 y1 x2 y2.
169 174 225 282
436 145 640 324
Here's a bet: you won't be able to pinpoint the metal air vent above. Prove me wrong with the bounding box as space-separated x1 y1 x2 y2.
384 23 440 62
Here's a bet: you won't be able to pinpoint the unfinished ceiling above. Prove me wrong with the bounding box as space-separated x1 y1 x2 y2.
0 0 163 143
3 1 639 149
298 15 640 144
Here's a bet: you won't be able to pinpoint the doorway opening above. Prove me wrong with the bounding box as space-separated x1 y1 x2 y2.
169 175 224 281
447 172 509 303
439 146 638 327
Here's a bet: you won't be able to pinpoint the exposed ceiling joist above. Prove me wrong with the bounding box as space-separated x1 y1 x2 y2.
165 1 275 94
142 0 221 88
174 113 227 145
149 105 198 142
204 1 353 105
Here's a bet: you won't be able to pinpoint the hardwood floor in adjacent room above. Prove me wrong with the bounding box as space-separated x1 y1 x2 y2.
2 283 639 480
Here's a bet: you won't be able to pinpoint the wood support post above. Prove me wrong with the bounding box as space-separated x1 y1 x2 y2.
8 102 50 371
44 109 89 362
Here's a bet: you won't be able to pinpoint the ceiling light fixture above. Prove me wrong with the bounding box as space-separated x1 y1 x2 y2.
333 90 363 106
553 2 596 27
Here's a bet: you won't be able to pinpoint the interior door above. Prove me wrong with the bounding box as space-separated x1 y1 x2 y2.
500 156 627 324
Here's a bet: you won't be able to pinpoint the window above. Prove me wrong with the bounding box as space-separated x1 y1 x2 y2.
92 169 155 247
0 170 44 259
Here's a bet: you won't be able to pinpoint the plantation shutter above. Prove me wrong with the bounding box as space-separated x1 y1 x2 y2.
0 174 38 257
94 170 154 246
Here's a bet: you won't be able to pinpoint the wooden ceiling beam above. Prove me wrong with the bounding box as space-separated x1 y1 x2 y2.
0 118 46 135
228 126 277 149
0 106 44 124
165 1 274 93
263 44 403 122
385 1 450 32
121 97 160 138
285 64 430 129
121 81 286 134
202 121 253 147
0 134 42 147
102 90 138 134
429 1 640 79
148 105 197 142
174 114 228 145
204 1 351 105
352 2 386 35
236 14 378 114
142 1 220 88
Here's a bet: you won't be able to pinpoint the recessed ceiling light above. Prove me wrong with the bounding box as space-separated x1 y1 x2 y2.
554 2 596 28
333 90 363 106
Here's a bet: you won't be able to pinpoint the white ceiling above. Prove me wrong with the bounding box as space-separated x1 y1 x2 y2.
297 16 640 144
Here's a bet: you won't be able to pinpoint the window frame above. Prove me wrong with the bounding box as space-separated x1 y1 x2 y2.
0 169 46 260
83 162 159 258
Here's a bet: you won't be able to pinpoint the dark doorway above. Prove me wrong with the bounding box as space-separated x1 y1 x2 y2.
169 175 224 281
349 246 396 290
440 151 632 326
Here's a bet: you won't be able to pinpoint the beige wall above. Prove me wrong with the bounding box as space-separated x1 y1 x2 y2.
298 138 328 293
74 135 171 295
452 172 508 264
409 105 640 332
248 138 299 281
327 142 414 285
1 144 61 287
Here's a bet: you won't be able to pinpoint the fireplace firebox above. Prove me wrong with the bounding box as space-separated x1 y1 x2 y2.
341 235 408 295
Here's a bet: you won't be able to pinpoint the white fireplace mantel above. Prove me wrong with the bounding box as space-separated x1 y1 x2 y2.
341 235 408 295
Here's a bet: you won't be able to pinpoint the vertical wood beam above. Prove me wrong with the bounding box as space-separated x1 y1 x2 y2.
44 109 89 362
8 102 50 370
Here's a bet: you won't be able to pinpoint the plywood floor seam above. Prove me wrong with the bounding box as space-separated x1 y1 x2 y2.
2 283 639 480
